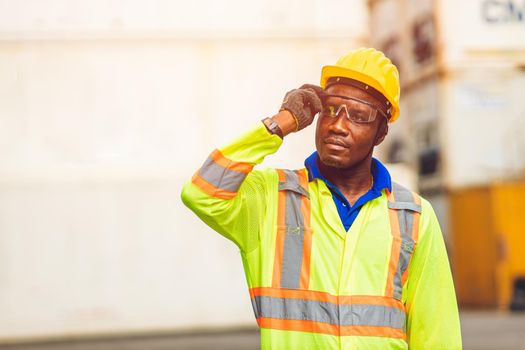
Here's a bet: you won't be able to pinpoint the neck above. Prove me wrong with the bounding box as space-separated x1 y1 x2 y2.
318 155 374 205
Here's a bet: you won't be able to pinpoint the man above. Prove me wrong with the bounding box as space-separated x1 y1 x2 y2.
181 48 462 349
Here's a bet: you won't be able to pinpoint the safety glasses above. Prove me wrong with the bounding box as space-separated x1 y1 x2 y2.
320 94 389 124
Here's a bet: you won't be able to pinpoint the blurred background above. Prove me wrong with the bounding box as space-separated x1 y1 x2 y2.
0 0 524 349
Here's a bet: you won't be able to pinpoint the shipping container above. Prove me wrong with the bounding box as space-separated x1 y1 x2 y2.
370 0 525 189
451 182 525 309
369 0 525 309
0 0 371 342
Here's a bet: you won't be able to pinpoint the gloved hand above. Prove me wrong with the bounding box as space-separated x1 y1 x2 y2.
280 84 325 132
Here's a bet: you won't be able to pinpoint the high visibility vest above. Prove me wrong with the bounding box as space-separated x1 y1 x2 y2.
247 168 421 349
181 123 462 350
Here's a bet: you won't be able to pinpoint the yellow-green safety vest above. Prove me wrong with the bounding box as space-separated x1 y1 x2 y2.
181 123 462 350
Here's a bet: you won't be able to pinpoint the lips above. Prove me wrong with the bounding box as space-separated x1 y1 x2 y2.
324 137 349 149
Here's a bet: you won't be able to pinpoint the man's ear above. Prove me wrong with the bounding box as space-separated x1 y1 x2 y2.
374 120 389 146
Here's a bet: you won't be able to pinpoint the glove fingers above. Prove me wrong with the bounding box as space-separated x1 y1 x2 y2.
299 83 323 94
280 85 325 132
299 84 326 100
303 90 323 114
311 93 323 114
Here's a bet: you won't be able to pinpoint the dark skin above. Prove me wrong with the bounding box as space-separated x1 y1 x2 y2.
272 84 389 206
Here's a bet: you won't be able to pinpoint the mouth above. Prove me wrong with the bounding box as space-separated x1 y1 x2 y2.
324 137 349 150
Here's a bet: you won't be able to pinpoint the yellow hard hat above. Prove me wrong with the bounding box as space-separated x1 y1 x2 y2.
320 48 400 123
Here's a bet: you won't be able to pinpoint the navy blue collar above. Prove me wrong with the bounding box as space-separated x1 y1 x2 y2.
304 151 392 195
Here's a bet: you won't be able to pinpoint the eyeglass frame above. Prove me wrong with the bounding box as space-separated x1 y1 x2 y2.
320 93 390 124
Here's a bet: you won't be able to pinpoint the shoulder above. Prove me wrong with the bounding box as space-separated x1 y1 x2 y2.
242 167 281 194
246 167 279 182
389 182 440 237
414 193 438 222
249 167 308 182
247 167 310 194
413 194 442 246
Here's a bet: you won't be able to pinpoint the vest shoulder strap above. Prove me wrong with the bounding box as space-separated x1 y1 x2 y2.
276 168 309 198
385 182 422 300
272 168 312 290
388 182 422 213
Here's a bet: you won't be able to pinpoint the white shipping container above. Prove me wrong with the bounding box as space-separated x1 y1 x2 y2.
0 0 370 342
440 67 525 188
369 0 525 189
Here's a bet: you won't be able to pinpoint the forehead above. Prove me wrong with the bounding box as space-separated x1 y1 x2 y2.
325 84 381 106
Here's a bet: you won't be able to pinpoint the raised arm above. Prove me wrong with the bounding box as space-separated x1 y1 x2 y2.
181 85 323 252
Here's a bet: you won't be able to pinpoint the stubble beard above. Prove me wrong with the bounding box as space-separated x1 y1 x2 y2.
320 154 346 169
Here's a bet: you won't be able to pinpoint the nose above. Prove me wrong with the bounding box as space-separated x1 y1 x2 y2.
327 113 350 136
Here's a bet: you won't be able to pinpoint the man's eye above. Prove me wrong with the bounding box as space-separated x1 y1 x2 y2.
355 113 367 120
352 111 369 122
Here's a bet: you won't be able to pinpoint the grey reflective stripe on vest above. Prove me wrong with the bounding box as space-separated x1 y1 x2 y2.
251 296 406 330
279 169 307 289
388 201 421 212
198 155 247 192
389 182 421 300
278 181 309 198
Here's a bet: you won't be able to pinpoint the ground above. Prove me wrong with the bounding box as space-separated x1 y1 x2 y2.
1 311 524 350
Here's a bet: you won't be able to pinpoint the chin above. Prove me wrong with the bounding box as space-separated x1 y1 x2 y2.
319 154 347 169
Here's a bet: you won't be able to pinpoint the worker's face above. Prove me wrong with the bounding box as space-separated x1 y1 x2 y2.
315 84 388 170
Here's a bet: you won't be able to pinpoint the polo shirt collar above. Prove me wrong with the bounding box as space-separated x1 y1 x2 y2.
304 151 392 194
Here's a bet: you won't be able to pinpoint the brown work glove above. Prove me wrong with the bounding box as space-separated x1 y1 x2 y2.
280 84 325 132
